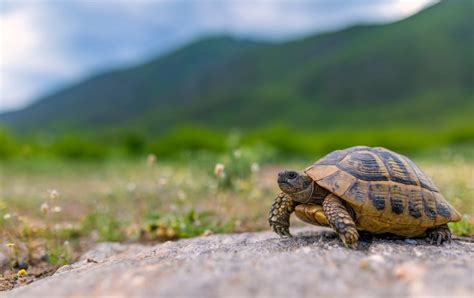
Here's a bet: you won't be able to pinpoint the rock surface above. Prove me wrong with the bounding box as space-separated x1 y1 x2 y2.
4 228 474 298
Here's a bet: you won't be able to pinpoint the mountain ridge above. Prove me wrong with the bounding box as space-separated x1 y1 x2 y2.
1 1 472 135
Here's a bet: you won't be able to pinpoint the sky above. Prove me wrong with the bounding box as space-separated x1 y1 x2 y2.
0 0 436 113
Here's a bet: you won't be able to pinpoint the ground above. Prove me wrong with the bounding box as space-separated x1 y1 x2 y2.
5 227 474 298
0 148 473 291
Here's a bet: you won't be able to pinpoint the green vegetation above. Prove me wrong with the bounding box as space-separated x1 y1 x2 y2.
142 210 235 240
449 219 474 237
0 125 473 161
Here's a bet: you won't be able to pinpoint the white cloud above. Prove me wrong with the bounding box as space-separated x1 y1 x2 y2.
0 4 82 111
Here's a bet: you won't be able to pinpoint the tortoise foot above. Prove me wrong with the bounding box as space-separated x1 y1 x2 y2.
426 224 451 245
338 226 359 249
270 220 292 238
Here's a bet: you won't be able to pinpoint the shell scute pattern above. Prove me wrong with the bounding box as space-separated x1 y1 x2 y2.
344 179 368 205
308 146 461 228
422 189 437 221
390 184 407 215
337 151 389 182
372 147 419 187
400 155 439 192
316 170 354 196
407 189 423 219
367 182 388 211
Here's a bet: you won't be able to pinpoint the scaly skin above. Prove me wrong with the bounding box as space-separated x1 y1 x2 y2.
426 224 452 245
268 192 298 237
322 194 359 249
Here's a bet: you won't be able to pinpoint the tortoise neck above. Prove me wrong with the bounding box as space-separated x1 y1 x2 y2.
308 182 330 204
290 182 330 204
290 181 314 203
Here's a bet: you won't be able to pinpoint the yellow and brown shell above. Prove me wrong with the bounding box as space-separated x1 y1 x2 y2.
305 146 461 236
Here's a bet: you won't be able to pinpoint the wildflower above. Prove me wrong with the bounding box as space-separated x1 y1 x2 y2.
6 243 15 248
147 154 157 166
3 213 11 220
214 163 225 178
250 162 260 173
53 206 62 213
17 269 27 278
233 149 242 159
48 189 59 200
40 202 49 214
126 182 136 192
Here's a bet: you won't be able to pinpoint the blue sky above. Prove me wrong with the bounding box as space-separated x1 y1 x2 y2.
0 0 436 112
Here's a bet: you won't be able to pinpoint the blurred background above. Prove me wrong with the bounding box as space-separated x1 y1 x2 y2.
0 0 473 287
1 0 473 157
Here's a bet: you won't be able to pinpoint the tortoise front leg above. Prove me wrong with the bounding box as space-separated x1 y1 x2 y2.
269 192 298 237
323 194 359 249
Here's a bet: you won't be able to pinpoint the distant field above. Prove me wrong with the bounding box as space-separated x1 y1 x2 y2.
1 149 472 235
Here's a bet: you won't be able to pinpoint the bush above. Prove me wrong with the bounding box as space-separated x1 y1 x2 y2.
149 127 227 157
51 136 108 160
0 128 17 159
122 133 146 156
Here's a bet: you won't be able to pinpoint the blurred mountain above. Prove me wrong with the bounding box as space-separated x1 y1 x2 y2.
1 1 472 134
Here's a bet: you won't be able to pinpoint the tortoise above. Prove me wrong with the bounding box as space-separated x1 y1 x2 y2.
269 146 462 248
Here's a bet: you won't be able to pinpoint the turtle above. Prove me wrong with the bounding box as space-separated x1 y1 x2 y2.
268 146 462 248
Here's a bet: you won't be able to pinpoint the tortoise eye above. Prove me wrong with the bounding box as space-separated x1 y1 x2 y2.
288 172 297 179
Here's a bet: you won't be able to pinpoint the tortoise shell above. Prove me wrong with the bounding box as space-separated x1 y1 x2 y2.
305 146 461 231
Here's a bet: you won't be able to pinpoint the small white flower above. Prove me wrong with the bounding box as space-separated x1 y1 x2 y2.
53 206 62 213
40 202 49 214
250 162 260 173
214 163 225 178
233 149 242 159
48 189 59 200
3 213 11 220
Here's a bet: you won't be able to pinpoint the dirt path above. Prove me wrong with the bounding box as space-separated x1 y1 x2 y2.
4 228 474 297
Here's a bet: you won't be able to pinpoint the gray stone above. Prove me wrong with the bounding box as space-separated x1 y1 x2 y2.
4 228 474 298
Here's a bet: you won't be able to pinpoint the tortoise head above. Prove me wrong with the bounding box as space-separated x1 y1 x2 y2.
277 170 314 203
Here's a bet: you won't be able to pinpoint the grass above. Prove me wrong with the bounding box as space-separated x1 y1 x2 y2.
0 146 473 289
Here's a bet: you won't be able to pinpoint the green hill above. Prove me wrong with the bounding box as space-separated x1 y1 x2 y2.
1 1 473 135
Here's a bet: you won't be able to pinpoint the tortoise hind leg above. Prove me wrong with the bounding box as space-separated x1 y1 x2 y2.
426 224 452 245
323 194 359 249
